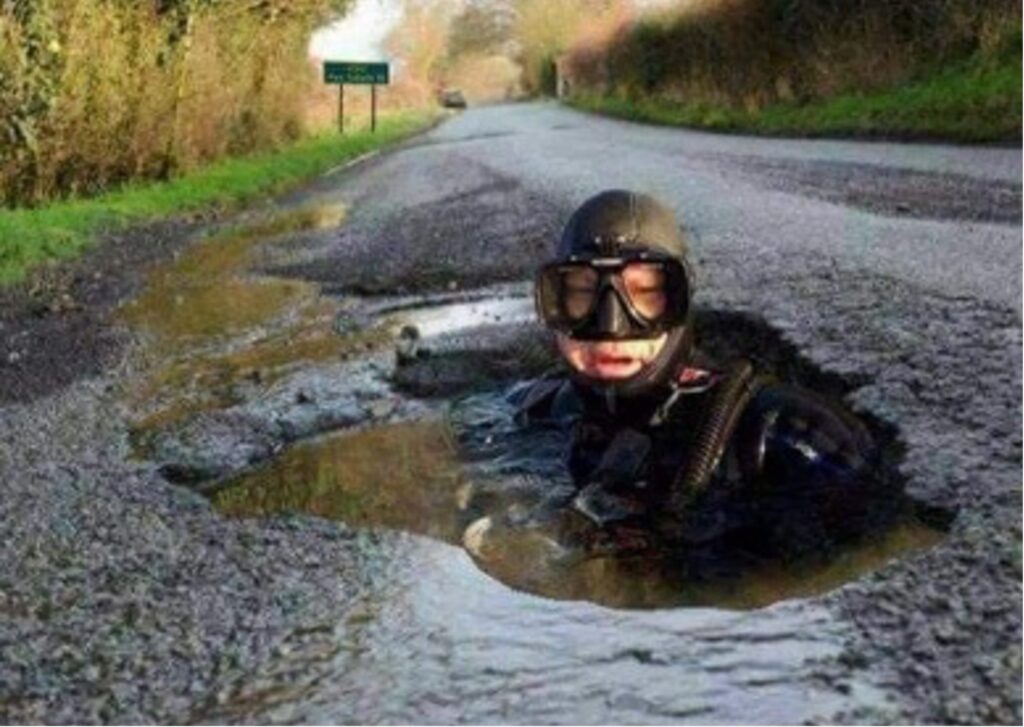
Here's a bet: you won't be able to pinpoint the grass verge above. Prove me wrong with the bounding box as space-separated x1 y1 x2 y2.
0 110 440 285
567 52 1020 143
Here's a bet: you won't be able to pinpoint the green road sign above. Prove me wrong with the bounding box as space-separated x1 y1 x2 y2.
323 61 389 85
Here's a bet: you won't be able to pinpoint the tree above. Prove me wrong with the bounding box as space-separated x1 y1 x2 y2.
447 0 516 59
385 0 457 103
513 0 595 93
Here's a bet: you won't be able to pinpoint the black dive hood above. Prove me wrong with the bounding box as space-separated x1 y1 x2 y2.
549 189 695 402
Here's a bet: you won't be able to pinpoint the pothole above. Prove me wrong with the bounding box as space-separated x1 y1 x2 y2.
205 295 951 610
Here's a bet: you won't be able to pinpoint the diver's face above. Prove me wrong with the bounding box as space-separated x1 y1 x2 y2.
551 261 672 380
556 332 668 380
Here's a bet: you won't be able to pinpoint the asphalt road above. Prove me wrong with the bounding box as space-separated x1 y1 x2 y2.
270 102 1023 720
280 101 1020 306
0 102 1019 724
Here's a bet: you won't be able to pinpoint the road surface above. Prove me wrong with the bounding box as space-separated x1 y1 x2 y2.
0 102 1019 724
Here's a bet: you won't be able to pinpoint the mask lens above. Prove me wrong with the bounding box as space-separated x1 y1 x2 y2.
561 266 599 321
621 263 667 320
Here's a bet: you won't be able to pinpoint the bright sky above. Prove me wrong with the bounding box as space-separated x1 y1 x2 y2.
308 0 686 62
308 0 403 61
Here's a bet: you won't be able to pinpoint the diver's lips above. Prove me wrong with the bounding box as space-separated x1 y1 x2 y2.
586 353 642 378
593 354 636 366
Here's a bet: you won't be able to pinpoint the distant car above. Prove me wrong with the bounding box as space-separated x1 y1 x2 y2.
438 88 467 109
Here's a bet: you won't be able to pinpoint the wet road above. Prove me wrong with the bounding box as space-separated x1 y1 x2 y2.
0 102 1019 724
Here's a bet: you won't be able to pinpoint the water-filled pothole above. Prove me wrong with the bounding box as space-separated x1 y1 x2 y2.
208 298 950 610
210 413 943 610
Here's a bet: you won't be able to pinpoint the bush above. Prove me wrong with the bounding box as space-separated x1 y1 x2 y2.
0 0 352 208
563 0 1021 113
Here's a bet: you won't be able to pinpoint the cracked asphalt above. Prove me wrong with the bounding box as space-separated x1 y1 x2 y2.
0 102 1019 724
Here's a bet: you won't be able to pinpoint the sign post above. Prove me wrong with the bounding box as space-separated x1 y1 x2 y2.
338 84 345 134
323 61 390 134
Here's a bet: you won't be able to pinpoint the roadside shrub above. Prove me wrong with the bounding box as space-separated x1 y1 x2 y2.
0 0 352 208
562 0 1021 111
514 0 631 94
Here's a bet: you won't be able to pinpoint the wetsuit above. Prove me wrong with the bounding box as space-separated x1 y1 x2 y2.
520 189 886 554
508 357 882 551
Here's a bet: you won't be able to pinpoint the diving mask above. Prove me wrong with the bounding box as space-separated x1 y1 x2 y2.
535 251 690 341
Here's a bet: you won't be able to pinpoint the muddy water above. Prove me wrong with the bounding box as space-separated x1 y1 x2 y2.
212 420 465 543
119 204 392 439
211 409 942 612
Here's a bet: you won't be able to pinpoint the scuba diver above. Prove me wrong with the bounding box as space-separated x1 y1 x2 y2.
506 189 884 557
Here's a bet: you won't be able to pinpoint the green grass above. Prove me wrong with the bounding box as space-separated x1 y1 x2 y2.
567 51 1021 143
0 111 439 285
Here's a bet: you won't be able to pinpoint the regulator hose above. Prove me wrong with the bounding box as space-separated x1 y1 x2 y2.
669 359 765 511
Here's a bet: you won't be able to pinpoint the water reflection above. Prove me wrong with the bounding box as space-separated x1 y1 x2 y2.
462 512 942 610
212 420 465 544
211 391 945 611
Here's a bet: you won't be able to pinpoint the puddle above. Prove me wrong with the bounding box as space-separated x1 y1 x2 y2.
199 402 941 722
118 225 952 710
379 293 534 339
191 292 948 610
210 419 464 543
118 204 397 438
99 168 972 721
127 291 539 450
128 300 388 435
211 400 944 611
120 204 346 350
